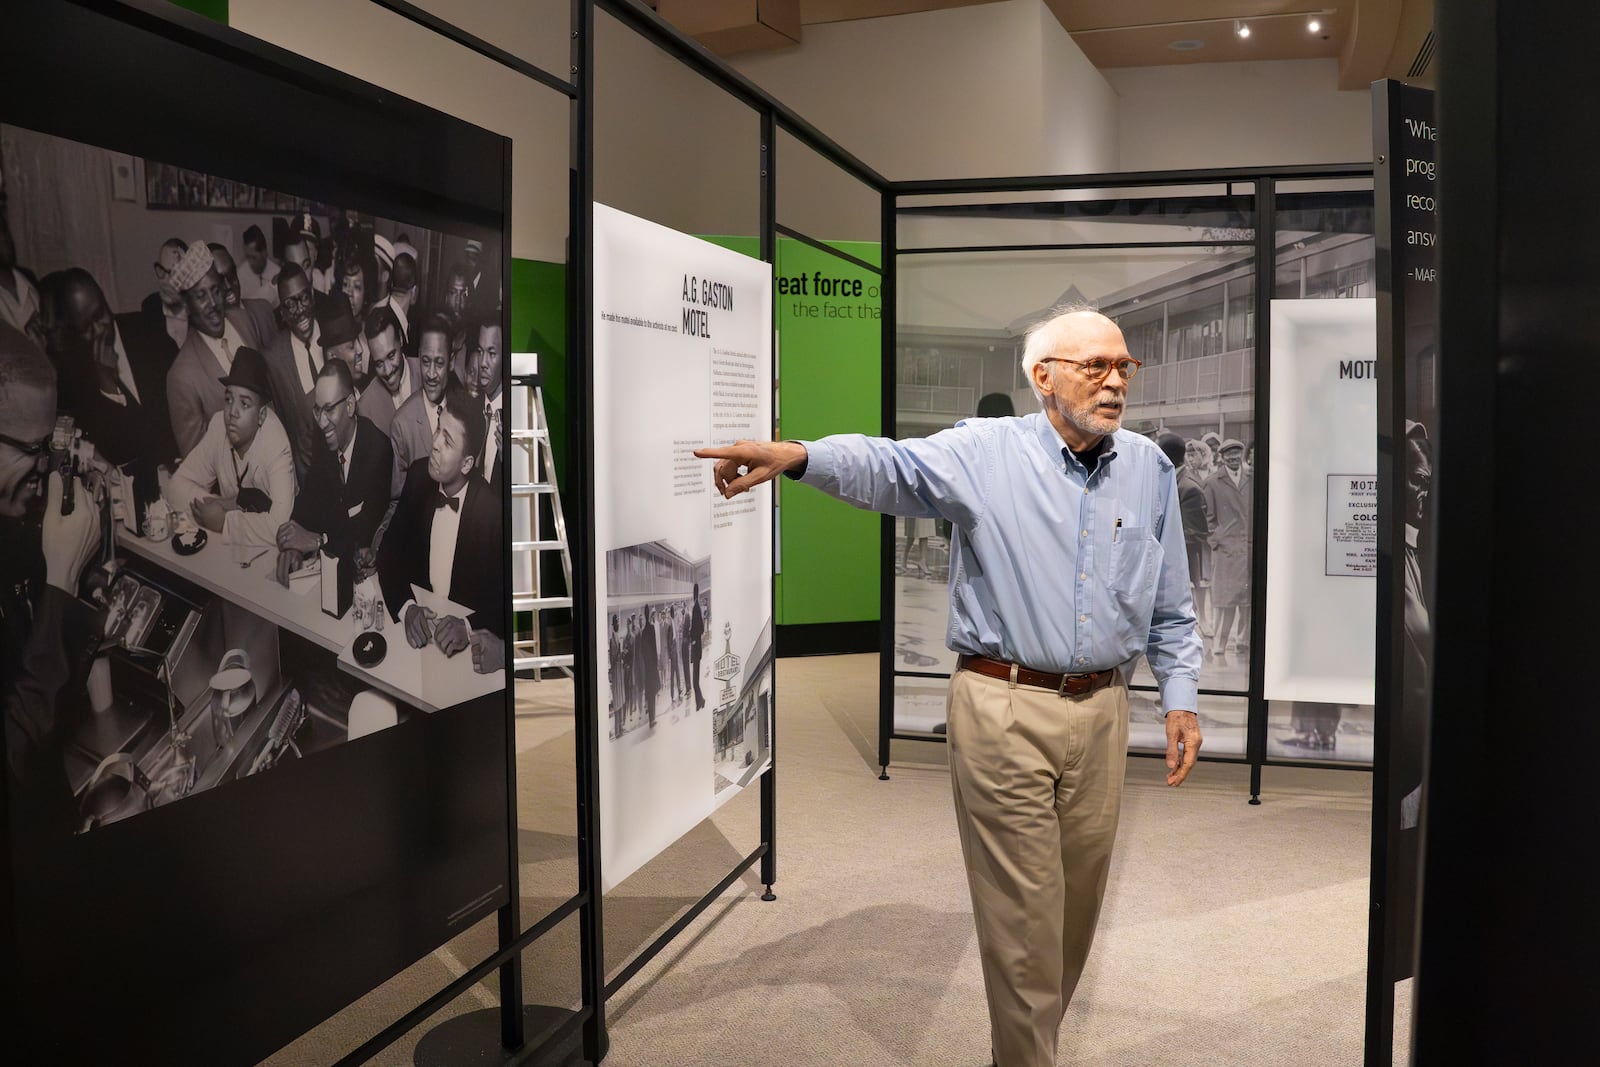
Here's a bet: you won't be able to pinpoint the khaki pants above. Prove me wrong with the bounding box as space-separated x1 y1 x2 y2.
947 666 1129 1067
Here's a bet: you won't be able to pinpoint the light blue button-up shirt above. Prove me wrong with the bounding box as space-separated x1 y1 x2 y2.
799 412 1202 715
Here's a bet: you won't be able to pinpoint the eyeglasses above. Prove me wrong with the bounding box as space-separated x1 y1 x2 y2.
0 428 52 470
312 391 353 422
1040 356 1142 381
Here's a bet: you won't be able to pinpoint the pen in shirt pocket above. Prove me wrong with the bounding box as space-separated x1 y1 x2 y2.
1114 517 1122 542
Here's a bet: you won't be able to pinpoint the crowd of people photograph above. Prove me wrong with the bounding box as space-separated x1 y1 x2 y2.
1 124 509 835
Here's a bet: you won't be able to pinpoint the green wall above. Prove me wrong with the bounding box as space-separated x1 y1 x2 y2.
170 0 227 22
515 236 883 627
699 236 883 626
508 258 568 491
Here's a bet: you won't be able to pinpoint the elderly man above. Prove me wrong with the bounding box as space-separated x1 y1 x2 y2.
378 381 503 674
388 315 452 497
165 240 268 457
166 346 295 547
1201 437 1252 657
697 307 1202 1067
274 359 392 587
355 305 414 436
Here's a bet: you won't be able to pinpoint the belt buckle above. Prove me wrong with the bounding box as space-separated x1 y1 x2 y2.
1058 673 1074 697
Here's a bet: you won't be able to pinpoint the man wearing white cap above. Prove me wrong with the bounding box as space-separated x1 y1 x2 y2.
1201 436 1252 657
371 234 395 299
373 251 417 349
164 240 269 457
463 239 484 296
139 237 191 349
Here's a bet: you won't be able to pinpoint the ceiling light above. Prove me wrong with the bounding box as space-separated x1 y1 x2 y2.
1168 39 1205 51
1235 20 1251 39
1308 17 1322 32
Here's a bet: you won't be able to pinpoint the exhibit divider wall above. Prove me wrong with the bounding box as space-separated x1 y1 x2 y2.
876 167 1378 800
0 0 582 1062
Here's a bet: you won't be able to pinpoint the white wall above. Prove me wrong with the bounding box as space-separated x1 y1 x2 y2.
732 0 1119 239
229 0 571 263
1105 59 1372 172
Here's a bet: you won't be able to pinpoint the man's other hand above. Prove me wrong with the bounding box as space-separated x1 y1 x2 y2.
1165 710 1202 787
693 440 807 499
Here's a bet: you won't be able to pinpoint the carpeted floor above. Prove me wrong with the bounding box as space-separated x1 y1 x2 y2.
265 654 1392 1066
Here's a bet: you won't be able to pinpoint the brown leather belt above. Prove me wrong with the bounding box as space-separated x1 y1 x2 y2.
957 654 1118 698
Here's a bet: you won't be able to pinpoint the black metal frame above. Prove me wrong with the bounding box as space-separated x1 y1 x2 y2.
874 165 1378 802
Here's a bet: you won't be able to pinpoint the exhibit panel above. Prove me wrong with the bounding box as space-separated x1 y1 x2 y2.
1368 79 1438 1065
1261 180 1378 766
0 2 513 1060
591 203 773 892
1263 300 1377 703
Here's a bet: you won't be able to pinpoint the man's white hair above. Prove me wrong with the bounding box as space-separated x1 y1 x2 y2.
1020 301 1103 405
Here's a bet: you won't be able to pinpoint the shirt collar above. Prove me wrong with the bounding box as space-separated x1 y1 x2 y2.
1027 410 1120 471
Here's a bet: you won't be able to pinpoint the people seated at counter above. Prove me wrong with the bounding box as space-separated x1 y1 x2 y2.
387 315 453 498
356 305 414 436
166 240 274 457
166 346 295 547
379 381 503 673
274 359 392 586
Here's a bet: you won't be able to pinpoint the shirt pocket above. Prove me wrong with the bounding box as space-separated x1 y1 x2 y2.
1110 525 1163 620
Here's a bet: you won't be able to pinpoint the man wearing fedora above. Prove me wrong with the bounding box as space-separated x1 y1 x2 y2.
166 345 295 548
165 240 272 458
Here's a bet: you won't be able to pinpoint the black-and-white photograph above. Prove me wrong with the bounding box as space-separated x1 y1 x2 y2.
1 122 507 837
711 617 772 795
605 539 711 742
894 233 1374 740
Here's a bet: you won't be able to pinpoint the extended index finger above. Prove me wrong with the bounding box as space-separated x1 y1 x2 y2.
693 445 743 460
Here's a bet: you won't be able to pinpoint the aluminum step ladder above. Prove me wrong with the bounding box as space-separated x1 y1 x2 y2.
510 353 573 679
